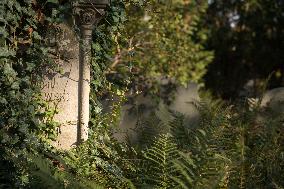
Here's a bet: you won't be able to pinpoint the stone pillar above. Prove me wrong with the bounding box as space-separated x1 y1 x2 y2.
73 0 108 143
78 29 92 143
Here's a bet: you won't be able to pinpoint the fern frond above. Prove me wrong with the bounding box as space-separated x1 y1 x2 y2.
142 133 180 188
136 108 172 149
171 152 196 189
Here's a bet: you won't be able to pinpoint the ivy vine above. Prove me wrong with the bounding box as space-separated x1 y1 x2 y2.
0 0 131 186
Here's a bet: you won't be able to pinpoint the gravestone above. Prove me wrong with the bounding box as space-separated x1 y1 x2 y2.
41 0 109 149
112 83 200 144
261 87 284 113
41 22 80 149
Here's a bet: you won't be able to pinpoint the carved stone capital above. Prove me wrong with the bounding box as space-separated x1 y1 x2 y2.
72 0 109 38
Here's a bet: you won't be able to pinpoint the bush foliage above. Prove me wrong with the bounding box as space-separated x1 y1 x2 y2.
0 0 284 188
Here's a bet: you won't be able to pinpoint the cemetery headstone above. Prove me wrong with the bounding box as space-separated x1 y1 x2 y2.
112 83 200 144
261 87 284 113
41 0 109 149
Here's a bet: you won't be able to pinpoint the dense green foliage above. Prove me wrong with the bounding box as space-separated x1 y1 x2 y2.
1 0 284 188
124 99 284 188
0 0 62 186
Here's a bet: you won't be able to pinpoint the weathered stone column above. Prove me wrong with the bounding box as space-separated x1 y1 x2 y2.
73 0 108 143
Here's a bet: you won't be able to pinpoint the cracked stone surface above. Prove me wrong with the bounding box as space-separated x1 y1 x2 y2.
41 22 80 149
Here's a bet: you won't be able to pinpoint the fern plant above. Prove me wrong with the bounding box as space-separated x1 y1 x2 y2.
131 97 284 189
171 152 196 189
140 133 180 188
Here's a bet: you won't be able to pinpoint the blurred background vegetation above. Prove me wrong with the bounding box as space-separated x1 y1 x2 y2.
204 0 284 99
0 0 284 188
98 0 284 101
